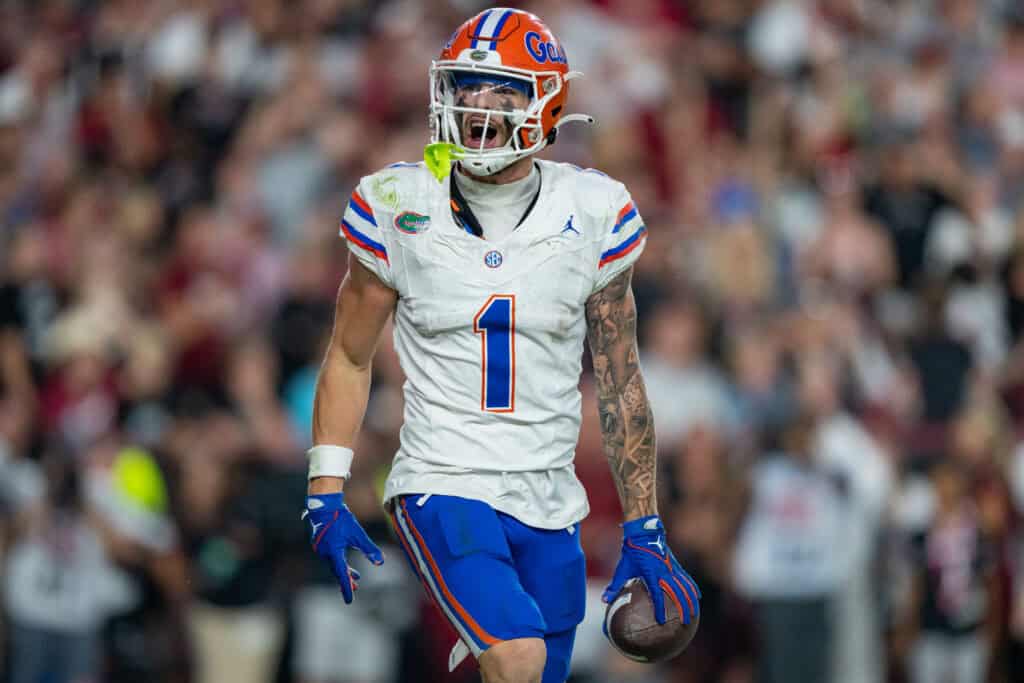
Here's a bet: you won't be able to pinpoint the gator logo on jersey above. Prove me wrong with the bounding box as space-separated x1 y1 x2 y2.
394 211 431 234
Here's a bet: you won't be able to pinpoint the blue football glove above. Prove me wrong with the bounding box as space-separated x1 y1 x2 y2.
303 492 384 604
602 515 701 625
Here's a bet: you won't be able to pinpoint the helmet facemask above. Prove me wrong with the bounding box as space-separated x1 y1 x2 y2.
429 63 563 176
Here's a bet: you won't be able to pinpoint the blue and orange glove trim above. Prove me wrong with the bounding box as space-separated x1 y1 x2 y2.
602 515 701 625
303 492 384 604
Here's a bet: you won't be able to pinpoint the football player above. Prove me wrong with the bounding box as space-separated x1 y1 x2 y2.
302 8 700 683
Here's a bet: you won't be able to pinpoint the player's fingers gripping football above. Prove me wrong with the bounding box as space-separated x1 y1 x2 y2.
644 570 671 626
655 547 701 625
601 556 634 605
671 559 702 615
656 563 699 626
610 515 702 625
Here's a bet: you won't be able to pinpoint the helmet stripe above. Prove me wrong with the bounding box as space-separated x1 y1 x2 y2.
488 9 514 50
472 8 510 51
470 9 492 49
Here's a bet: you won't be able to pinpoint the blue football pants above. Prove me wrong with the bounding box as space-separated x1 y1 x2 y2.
389 494 587 682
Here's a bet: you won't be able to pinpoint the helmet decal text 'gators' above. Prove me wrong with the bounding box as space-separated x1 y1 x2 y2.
524 31 566 65
426 8 593 179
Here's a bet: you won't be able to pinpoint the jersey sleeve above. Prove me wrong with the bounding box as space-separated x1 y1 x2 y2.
592 186 648 293
338 179 394 288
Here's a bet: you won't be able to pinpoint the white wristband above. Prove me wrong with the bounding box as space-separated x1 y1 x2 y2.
307 445 354 480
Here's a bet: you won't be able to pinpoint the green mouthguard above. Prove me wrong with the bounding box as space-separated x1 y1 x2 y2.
424 142 464 182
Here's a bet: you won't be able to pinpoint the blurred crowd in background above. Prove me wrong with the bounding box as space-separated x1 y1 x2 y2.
4 0 1024 682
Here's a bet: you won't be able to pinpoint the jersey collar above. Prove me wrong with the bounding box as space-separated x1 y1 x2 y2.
449 163 542 238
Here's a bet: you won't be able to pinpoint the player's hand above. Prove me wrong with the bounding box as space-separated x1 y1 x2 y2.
303 492 384 604
602 515 701 625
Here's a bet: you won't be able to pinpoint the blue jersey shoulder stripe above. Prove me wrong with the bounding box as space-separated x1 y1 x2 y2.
340 219 388 262
348 198 376 226
612 207 638 234
599 225 647 267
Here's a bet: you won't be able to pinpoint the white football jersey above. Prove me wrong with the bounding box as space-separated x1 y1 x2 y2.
339 160 646 529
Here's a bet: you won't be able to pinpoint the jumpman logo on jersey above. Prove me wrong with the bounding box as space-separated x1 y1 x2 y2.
647 538 665 555
561 214 579 235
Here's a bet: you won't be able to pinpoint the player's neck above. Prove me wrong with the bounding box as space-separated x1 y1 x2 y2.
460 157 535 185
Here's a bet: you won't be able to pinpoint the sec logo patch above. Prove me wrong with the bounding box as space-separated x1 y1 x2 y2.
484 250 503 268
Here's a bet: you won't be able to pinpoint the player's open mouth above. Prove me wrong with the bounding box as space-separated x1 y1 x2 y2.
464 116 507 149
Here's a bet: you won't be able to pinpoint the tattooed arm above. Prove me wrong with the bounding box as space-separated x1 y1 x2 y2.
585 267 657 521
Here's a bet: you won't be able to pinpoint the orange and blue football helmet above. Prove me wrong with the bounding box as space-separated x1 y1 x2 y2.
429 8 593 176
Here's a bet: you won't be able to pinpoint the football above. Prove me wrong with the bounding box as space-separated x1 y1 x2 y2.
604 578 700 663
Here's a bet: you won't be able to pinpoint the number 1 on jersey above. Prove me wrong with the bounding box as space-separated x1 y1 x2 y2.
474 295 516 412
